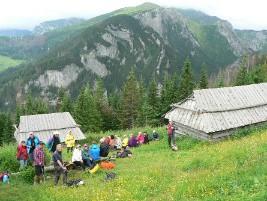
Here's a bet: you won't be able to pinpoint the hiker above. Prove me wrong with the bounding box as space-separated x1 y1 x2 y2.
152 130 160 141
89 141 100 161
117 146 132 158
109 135 116 149
33 141 45 184
26 132 40 161
16 140 28 170
115 135 122 150
128 134 138 147
0 171 10 184
47 131 61 153
100 138 109 157
65 130 75 153
82 144 94 168
167 121 176 148
122 135 129 148
143 132 149 144
72 144 85 170
137 132 145 145
53 144 68 186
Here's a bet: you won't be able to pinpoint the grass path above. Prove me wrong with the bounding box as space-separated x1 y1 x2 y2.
1 127 267 201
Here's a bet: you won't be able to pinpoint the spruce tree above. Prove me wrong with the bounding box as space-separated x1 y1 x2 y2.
178 58 194 100
235 65 249 86
94 79 113 131
60 92 73 114
147 78 160 126
120 70 140 129
199 64 208 89
75 86 102 132
2 114 14 144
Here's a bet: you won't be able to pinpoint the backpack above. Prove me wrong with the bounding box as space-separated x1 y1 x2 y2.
66 179 84 187
105 172 116 181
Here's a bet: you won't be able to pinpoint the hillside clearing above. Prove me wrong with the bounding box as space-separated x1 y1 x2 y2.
0 55 23 72
1 127 267 201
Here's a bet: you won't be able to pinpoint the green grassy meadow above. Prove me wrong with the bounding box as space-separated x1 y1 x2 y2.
1 126 267 201
0 55 23 72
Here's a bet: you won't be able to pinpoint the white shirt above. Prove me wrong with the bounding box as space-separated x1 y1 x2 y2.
72 148 82 162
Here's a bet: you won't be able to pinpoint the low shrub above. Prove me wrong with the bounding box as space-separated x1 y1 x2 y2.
0 144 19 172
19 166 35 184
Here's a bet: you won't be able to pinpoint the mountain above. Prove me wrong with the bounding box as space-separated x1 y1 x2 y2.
0 29 32 37
33 18 86 35
0 3 267 110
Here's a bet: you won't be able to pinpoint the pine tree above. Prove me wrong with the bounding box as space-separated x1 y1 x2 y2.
120 70 140 129
199 64 208 89
160 73 179 114
94 79 112 131
60 92 73 114
178 58 194 100
74 86 102 132
235 56 250 86
2 114 14 144
147 78 160 126
235 65 249 86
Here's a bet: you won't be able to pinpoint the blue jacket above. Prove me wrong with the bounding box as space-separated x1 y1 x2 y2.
89 144 100 161
26 136 40 154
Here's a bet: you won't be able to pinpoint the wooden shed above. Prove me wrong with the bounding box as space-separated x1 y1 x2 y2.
165 83 267 140
14 112 86 143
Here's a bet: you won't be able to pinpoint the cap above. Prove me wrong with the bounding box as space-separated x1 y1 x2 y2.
39 141 45 145
83 144 88 147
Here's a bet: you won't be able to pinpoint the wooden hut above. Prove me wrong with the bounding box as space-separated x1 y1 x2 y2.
14 112 86 143
165 83 267 140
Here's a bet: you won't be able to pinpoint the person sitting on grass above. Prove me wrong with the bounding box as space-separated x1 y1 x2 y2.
137 132 144 145
0 171 10 184
33 141 45 185
122 135 129 148
89 141 100 161
65 131 75 153
117 146 132 158
114 135 122 150
100 138 109 157
152 130 160 141
82 144 94 168
72 144 85 170
128 134 138 148
16 140 28 170
53 144 68 186
143 132 149 144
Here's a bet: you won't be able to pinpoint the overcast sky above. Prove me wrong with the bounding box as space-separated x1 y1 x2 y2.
0 0 266 30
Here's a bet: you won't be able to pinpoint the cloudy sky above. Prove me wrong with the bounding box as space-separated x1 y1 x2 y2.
0 0 266 30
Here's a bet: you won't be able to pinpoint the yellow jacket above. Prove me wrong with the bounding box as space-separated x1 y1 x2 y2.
122 137 129 147
65 132 75 147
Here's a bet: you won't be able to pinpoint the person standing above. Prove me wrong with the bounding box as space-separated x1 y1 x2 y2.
47 131 61 153
52 144 67 186
33 141 45 184
65 131 75 153
16 140 28 170
26 132 40 162
167 121 176 148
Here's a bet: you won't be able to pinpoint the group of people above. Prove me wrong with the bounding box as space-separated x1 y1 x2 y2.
14 128 165 186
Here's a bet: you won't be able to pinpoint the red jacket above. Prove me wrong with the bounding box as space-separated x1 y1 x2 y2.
16 145 28 160
167 123 174 135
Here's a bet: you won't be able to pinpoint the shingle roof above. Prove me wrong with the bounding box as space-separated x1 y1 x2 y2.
165 83 267 134
14 112 86 143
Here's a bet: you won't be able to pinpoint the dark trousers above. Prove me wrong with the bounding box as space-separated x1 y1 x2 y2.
83 159 93 168
54 166 68 185
67 147 73 153
73 161 85 170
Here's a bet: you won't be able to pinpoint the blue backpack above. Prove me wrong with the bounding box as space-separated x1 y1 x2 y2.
89 144 100 161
